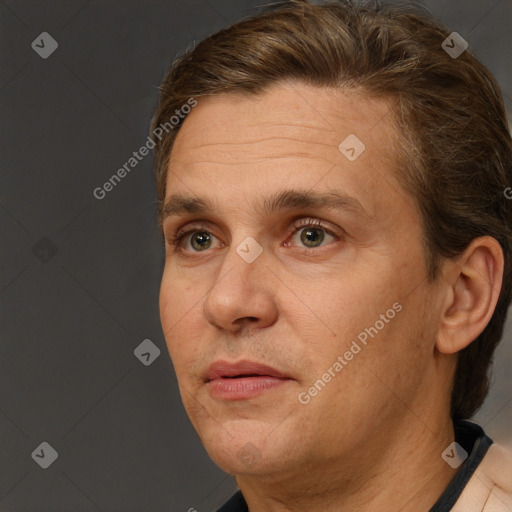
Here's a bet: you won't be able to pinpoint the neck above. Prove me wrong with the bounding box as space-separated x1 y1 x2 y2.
235 413 458 512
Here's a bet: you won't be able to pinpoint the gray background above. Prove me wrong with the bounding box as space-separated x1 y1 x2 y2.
0 0 510 510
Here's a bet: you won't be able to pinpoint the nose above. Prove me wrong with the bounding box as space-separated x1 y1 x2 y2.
202 240 278 334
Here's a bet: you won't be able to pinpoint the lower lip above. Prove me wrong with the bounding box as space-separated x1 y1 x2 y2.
208 376 291 400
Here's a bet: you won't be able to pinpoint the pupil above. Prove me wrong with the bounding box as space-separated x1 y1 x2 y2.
301 228 324 247
192 231 211 251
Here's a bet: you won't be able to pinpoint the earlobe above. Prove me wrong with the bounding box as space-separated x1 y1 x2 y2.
435 236 504 355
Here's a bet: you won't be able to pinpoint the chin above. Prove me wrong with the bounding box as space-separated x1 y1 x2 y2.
207 446 283 476
200 422 295 475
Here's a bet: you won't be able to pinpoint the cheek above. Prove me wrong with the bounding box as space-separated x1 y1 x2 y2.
314 270 388 339
159 265 203 332
160 273 189 357
159 273 179 345
298 270 410 382
348 289 434 404
159 268 208 374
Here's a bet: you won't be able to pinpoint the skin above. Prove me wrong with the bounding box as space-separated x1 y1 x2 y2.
158 80 504 512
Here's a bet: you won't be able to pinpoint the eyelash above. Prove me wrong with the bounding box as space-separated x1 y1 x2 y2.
166 218 339 253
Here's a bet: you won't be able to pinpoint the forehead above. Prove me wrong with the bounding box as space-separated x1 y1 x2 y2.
165 81 405 224
170 82 395 163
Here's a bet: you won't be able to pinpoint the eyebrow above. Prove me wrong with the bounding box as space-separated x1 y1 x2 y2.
161 189 372 222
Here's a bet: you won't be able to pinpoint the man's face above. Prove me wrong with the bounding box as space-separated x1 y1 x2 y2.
159 81 446 476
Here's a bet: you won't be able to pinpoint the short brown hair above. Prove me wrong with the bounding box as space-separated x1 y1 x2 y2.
150 0 512 419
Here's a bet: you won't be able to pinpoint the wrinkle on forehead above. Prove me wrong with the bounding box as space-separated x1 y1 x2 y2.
171 83 395 169
173 139 344 168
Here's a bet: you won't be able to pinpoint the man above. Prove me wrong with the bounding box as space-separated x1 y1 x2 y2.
151 1 512 510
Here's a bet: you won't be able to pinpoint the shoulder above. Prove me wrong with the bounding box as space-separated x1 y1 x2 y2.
452 442 512 511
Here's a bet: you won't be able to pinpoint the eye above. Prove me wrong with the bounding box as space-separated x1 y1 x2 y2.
167 228 222 253
286 218 337 249
166 217 339 255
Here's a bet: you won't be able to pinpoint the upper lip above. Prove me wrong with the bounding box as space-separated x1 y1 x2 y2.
205 359 291 382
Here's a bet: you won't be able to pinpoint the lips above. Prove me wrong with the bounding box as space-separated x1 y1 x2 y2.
205 359 290 382
205 359 293 400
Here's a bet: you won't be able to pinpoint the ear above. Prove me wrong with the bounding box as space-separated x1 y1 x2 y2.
435 236 504 355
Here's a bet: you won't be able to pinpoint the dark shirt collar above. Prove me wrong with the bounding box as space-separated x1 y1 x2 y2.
429 419 493 511
215 419 493 512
